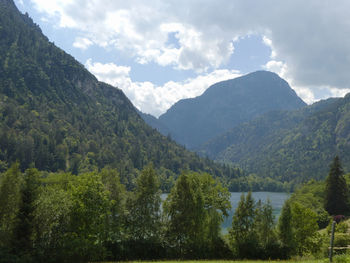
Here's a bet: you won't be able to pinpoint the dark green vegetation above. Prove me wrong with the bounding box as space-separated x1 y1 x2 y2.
0 164 325 262
157 71 306 149
199 96 350 186
0 0 243 191
283 157 350 258
325 156 350 215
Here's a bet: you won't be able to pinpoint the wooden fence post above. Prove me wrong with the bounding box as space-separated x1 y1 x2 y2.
329 220 336 263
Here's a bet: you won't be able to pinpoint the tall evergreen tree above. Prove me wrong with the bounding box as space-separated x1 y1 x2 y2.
277 200 294 257
229 192 258 258
11 168 40 260
324 156 350 215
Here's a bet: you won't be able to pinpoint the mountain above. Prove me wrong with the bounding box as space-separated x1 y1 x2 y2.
0 0 240 188
137 110 171 136
159 71 306 149
199 96 349 185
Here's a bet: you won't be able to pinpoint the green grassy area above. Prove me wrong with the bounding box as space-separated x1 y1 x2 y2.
104 260 325 263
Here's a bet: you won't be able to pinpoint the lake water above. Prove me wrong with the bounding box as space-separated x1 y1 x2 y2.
221 192 290 232
162 192 290 232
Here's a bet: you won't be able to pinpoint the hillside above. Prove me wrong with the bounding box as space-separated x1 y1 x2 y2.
0 0 239 187
199 96 349 184
158 71 306 149
138 110 171 136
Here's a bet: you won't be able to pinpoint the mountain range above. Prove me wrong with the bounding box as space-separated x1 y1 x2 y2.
0 0 239 189
156 71 306 149
3 0 350 190
141 70 350 185
199 95 350 184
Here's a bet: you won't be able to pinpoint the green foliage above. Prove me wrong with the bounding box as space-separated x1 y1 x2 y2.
200 96 350 187
0 0 240 191
66 172 111 262
290 179 329 228
290 202 321 256
333 233 350 247
11 168 40 261
100 168 126 245
229 192 258 258
33 183 73 262
126 164 161 241
0 163 22 248
324 156 350 215
255 199 277 249
0 164 334 261
164 172 231 258
229 192 280 259
278 200 294 257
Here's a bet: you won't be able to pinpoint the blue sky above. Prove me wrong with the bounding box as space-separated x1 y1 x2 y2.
14 0 350 117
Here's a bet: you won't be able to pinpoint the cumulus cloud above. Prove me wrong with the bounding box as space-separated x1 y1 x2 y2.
29 0 350 110
86 59 240 117
73 37 93 50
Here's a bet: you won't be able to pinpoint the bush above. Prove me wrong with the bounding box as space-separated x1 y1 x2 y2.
332 254 350 263
334 233 350 247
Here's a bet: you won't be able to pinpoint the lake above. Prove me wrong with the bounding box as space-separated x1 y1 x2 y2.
162 191 290 232
221 192 290 232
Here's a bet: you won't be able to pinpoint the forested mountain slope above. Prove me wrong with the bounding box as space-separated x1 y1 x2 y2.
199 96 349 184
159 71 306 149
0 0 239 186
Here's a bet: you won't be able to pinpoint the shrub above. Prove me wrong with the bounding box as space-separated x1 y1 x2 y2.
334 233 350 247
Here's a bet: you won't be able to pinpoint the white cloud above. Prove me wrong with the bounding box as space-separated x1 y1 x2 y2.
86 59 240 116
29 0 350 108
73 37 93 50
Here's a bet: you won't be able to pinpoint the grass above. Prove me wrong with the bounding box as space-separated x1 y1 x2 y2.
103 260 325 263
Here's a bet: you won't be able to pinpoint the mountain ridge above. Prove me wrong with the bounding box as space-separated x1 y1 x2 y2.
199 96 350 184
158 71 306 149
0 0 240 188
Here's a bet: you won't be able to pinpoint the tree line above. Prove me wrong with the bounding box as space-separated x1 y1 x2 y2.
0 161 332 263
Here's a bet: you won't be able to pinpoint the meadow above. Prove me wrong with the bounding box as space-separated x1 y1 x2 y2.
106 260 325 263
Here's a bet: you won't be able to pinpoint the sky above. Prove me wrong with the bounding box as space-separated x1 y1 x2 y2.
14 0 350 117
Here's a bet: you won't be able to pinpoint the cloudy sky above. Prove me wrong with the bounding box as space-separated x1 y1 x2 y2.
15 0 350 117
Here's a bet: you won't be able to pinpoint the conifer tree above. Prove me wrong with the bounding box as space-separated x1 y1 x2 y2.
324 156 350 215
229 192 258 258
277 200 294 258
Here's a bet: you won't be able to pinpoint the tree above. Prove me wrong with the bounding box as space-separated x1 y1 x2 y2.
164 172 230 257
277 200 294 257
11 168 41 259
325 156 350 215
255 199 276 249
126 164 161 242
66 172 111 262
164 172 206 255
0 163 22 248
291 202 320 256
33 181 73 263
229 192 259 258
100 168 126 245
278 200 321 257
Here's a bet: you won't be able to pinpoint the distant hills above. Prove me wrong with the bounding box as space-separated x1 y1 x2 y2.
4 0 349 190
156 71 306 149
199 96 350 184
141 70 350 186
0 0 239 189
